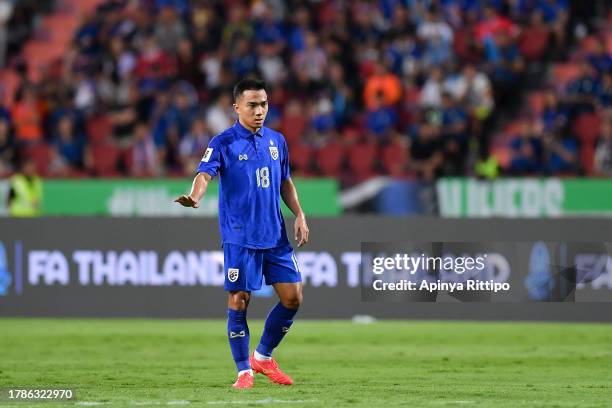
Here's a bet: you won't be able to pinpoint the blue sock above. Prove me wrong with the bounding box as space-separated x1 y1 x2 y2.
256 302 298 357
227 308 250 372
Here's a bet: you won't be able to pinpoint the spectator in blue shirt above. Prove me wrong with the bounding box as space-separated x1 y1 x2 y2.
509 121 543 174
53 116 85 170
543 132 578 174
366 92 398 138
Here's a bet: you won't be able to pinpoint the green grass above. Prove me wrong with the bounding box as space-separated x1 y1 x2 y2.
1 319 611 407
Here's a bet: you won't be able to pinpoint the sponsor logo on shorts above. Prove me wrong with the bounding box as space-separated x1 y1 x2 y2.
228 268 239 282
281 327 290 333
229 331 246 338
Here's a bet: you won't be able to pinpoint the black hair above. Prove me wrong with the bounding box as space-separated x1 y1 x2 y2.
233 78 267 102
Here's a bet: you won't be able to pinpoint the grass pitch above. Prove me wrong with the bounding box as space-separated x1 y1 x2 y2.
0 319 611 407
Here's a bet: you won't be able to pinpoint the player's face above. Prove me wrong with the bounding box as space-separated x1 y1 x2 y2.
234 89 268 131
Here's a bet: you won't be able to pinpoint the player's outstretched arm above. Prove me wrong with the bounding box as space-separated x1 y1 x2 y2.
281 178 309 247
174 172 212 208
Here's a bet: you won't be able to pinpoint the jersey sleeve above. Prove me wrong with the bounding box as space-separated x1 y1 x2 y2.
196 136 223 177
281 137 291 181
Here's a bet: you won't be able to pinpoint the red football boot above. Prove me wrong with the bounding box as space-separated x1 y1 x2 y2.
232 371 254 389
249 353 293 385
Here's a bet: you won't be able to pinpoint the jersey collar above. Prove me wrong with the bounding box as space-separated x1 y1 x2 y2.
234 121 265 138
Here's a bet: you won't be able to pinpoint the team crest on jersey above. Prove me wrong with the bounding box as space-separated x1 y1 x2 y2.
269 146 279 160
201 148 213 162
228 268 239 282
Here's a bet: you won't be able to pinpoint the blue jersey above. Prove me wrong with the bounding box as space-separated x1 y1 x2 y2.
197 121 291 249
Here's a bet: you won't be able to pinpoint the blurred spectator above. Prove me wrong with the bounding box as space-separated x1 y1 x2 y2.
509 121 543 175
418 9 453 69
541 89 569 133
599 72 612 110
366 92 398 138
171 84 198 137
518 11 550 62
594 121 612 176
229 36 257 78
417 9 453 45
258 43 286 86
454 64 494 121
155 5 186 53
8 156 42 217
109 83 141 141
364 62 402 110
0 0 14 68
420 67 444 108
474 5 518 44
50 116 85 175
130 122 157 177
587 42 612 79
135 34 176 82
565 60 600 115
485 31 524 107
440 92 468 142
176 38 203 88
206 93 234 135
179 118 211 174
292 32 327 84
542 132 579 174
439 92 468 175
0 117 13 175
222 5 253 46
12 87 42 144
105 36 137 84
535 0 568 52
408 121 443 181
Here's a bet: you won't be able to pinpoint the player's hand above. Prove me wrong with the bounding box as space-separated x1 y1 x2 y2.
174 195 199 208
294 215 309 247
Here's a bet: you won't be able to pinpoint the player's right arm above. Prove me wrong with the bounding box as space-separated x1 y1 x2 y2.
174 172 212 208
174 137 223 208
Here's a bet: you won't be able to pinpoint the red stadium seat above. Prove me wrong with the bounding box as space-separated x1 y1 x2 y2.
86 115 113 145
24 143 52 176
289 143 314 176
347 142 378 181
381 142 408 176
580 35 600 54
341 127 362 145
519 28 549 61
573 113 602 146
580 145 595 175
552 63 581 87
316 142 345 177
492 146 512 169
281 114 307 145
527 92 546 116
89 144 121 177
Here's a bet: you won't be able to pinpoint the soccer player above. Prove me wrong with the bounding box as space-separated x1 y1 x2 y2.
175 78 309 389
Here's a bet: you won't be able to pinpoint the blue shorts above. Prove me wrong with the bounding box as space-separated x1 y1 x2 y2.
223 243 302 292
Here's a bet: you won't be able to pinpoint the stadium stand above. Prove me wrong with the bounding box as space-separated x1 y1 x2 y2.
0 0 609 185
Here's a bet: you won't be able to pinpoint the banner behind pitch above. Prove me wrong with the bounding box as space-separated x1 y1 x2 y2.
1 218 612 321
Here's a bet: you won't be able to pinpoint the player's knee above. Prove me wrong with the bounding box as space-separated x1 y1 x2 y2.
280 291 302 310
228 291 250 311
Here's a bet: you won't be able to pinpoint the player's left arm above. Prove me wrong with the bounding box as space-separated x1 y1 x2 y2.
281 178 309 247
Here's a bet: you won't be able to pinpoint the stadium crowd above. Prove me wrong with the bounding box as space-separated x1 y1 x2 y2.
0 0 610 183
